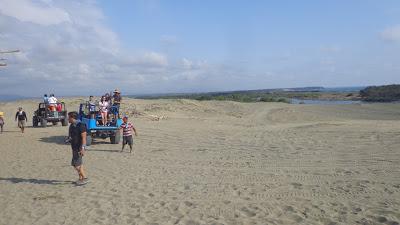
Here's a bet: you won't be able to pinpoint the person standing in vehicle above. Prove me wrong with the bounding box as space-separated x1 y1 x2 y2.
15 107 27 133
48 94 58 111
87 95 97 119
99 96 109 126
112 89 122 119
43 94 49 105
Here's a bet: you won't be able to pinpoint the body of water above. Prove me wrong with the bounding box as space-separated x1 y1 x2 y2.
290 99 362 105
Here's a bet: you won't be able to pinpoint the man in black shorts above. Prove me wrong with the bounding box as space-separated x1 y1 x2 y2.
67 111 88 185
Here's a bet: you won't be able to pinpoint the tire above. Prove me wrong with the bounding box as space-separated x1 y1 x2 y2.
62 117 68 126
110 131 120 144
52 121 58 126
41 118 47 127
86 135 92 146
32 116 38 127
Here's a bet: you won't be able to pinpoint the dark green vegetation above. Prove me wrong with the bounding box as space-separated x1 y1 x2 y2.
360 84 400 102
135 87 361 103
137 91 290 103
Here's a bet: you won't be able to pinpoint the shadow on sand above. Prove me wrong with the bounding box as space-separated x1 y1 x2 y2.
0 177 73 185
86 149 121 153
0 130 21 133
39 135 67 145
38 136 115 146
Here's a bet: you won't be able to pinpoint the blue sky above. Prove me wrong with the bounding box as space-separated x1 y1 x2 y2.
0 0 400 96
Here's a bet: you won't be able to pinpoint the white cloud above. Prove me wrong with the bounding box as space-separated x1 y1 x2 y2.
78 63 90 74
0 0 71 26
122 52 168 67
0 0 265 96
381 25 400 42
104 64 120 73
181 58 208 70
182 58 193 69
142 52 168 66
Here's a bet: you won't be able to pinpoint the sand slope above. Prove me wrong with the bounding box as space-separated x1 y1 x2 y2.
1 98 400 225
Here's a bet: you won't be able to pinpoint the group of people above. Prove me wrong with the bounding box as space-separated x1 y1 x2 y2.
68 89 136 185
87 89 122 126
0 107 28 134
43 94 60 111
1 89 138 186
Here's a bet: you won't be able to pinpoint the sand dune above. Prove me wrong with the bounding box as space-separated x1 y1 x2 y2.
1 98 400 225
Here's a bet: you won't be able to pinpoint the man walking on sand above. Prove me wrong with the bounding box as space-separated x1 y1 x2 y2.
15 107 27 133
67 111 88 185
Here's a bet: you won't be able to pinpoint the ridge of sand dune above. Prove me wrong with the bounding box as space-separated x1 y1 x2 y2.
1 98 399 225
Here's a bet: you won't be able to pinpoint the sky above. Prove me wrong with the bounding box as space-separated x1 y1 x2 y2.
0 0 400 97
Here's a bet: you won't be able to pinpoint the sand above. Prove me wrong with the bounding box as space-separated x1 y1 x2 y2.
0 98 400 225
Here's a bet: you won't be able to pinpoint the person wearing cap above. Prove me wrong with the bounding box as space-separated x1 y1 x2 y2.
112 89 122 119
118 115 137 153
15 107 27 133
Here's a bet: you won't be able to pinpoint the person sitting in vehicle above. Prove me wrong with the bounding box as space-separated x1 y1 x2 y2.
43 94 49 105
99 96 109 126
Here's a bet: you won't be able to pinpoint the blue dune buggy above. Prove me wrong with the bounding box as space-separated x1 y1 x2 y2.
78 102 122 146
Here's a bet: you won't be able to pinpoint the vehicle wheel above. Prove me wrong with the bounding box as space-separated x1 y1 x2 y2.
86 135 92 146
114 130 120 144
62 117 68 126
33 117 38 127
41 118 47 127
110 131 120 144
52 121 58 126
110 135 115 144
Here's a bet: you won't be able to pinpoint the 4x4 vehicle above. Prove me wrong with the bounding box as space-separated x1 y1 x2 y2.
78 102 122 146
33 103 68 127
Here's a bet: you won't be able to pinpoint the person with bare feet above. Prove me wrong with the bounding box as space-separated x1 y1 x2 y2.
119 115 137 153
67 111 88 185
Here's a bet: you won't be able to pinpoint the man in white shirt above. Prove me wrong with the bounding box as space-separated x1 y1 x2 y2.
48 94 58 112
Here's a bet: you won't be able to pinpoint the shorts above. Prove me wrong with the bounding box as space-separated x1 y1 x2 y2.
111 105 120 115
71 149 83 167
18 120 26 128
123 135 133 146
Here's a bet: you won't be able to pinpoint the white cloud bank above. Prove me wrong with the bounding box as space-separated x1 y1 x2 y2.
0 0 221 96
0 0 71 26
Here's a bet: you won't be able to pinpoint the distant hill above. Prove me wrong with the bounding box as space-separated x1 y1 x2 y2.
133 86 364 103
360 84 400 102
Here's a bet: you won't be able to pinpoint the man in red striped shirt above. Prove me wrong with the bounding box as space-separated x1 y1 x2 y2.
119 115 138 153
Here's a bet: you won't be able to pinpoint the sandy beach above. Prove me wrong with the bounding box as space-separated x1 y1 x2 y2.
0 98 399 225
